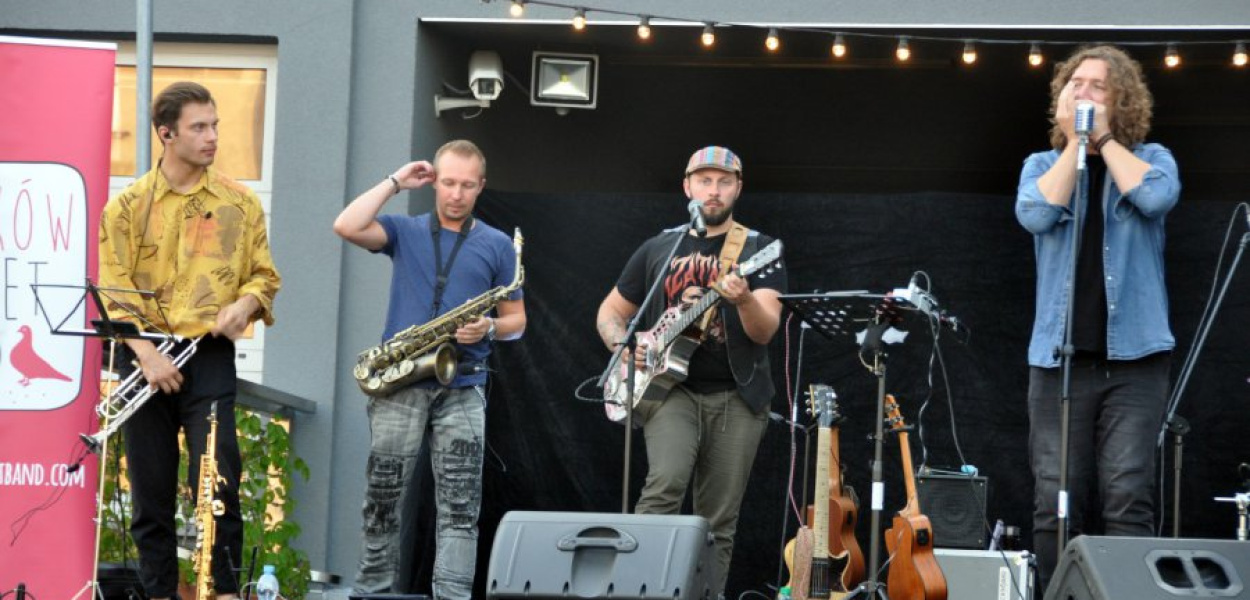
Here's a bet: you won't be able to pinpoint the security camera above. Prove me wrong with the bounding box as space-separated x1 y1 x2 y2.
469 51 503 101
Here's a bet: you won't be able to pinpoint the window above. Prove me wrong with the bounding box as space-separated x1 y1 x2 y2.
109 42 278 383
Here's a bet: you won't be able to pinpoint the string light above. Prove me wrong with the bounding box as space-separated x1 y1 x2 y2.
488 1 1249 69
896 37 911 62
962 41 977 65
1029 43 1044 67
831 33 847 58
701 23 716 47
765 28 780 52
1165 44 1180 68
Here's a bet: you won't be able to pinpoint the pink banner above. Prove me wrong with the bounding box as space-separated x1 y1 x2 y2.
0 36 115 599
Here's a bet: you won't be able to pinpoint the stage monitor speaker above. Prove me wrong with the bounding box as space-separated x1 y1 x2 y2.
916 472 987 549
1044 536 1249 600
97 563 145 600
486 511 722 599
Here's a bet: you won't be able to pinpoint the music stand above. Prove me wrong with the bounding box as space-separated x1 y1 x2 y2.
779 290 910 600
30 279 168 600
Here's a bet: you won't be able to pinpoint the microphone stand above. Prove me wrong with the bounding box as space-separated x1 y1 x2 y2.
597 216 699 513
1157 230 1250 535
1054 127 1091 564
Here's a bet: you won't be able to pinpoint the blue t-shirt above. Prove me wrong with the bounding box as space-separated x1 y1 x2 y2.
375 213 522 388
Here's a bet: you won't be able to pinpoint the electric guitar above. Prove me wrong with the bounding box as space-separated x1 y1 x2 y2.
783 384 858 599
604 240 782 421
883 395 948 600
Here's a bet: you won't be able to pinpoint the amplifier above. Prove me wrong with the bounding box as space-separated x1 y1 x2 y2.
934 548 1033 600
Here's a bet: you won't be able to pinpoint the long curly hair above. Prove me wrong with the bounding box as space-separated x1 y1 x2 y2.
1048 45 1153 150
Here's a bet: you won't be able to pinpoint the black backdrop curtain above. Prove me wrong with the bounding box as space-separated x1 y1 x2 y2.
397 189 1250 598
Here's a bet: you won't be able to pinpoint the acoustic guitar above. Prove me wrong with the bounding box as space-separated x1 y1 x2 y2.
883 395 948 600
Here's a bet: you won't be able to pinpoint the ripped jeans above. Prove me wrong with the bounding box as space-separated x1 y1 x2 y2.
354 386 485 599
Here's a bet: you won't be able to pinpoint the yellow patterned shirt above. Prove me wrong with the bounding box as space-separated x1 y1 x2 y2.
99 167 281 338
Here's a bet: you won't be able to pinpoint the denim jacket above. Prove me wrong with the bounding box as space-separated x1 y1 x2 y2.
1015 142 1180 368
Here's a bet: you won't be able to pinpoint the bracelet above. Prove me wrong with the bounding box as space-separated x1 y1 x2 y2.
1093 133 1115 152
387 175 401 195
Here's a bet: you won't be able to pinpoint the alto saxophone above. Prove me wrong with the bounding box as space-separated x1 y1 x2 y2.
354 228 524 397
194 401 227 600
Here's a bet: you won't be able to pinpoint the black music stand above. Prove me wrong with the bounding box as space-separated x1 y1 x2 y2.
30 279 167 600
779 290 910 600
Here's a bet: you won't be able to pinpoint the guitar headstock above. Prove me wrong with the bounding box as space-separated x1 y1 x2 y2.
807 383 843 428
735 240 783 279
884 394 907 432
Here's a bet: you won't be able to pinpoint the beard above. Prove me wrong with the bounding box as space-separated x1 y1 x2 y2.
704 206 734 227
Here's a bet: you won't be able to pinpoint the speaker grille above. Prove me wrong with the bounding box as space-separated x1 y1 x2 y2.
916 474 987 549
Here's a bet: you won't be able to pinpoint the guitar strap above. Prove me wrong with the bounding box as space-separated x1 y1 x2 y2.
696 223 749 334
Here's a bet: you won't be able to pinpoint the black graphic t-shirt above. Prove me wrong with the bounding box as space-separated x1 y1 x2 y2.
615 229 786 393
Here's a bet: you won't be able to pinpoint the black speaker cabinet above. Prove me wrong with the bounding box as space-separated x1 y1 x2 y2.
1044 535 1250 600
487 511 722 599
916 473 987 549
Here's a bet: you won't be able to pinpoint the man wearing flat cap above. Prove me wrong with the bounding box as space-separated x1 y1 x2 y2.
597 146 787 589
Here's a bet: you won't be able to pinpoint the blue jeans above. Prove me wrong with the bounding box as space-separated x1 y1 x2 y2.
354 386 485 600
1027 352 1170 593
634 386 768 590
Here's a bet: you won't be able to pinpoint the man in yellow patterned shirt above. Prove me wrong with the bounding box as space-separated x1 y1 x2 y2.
98 81 280 600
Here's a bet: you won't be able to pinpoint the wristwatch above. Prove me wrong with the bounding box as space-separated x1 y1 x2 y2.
485 317 497 342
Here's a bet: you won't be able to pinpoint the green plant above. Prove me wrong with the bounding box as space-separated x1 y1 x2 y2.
235 409 311 599
96 406 311 599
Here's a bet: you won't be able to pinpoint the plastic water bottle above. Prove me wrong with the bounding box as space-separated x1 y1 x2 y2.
256 564 280 600
778 585 793 600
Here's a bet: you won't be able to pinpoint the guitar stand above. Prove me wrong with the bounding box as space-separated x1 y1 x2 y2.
778 292 909 600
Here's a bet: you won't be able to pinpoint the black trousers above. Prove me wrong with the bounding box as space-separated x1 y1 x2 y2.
1026 352 1170 594
122 336 243 598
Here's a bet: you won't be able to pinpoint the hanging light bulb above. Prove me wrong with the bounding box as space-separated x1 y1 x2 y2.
896 37 911 62
572 8 587 31
962 41 977 65
1029 43 1044 67
765 28 781 52
637 16 651 40
1164 44 1180 68
1234 42 1248 67
701 23 716 47
831 33 847 58
509 0 524 18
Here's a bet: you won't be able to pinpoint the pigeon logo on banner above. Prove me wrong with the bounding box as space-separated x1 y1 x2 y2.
1 162 87 410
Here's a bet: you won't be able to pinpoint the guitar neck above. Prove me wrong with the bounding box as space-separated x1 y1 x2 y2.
659 288 722 347
813 426 832 558
896 429 920 518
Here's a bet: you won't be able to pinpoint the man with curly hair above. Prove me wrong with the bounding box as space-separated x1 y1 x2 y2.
1015 45 1180 592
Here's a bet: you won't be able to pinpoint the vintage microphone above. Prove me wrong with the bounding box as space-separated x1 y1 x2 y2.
1074 101 1095 171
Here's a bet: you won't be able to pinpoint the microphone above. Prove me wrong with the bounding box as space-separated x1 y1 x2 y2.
892 280 966 336
687 199 706 237
1075 101 1094 171
458 362 488 375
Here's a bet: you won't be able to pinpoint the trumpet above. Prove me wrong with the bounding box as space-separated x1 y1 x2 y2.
81 335 201 453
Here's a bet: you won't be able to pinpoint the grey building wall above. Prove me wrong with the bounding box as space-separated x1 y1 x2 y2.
5 0 1250 585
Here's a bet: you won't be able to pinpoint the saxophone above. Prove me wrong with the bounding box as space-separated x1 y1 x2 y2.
194 402 227 600
354 228 524 397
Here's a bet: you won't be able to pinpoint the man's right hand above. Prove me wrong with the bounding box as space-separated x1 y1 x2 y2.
392 160 437 191
133 342 183 395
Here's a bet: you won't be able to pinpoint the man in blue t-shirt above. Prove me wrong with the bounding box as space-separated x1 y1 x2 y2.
334 139 526 599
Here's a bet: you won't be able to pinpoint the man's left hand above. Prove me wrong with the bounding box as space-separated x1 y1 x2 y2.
455 316 493 345
211 295 259 340
716 273 754 306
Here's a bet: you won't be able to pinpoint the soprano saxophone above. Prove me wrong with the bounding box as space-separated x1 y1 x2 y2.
194 401 227 600
354 228 524 397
